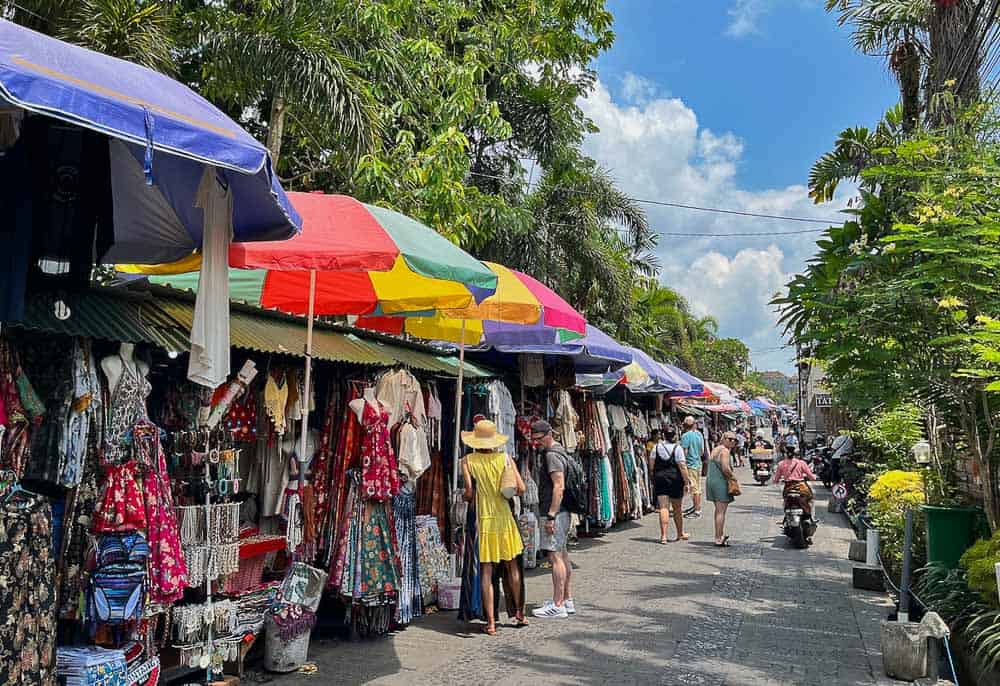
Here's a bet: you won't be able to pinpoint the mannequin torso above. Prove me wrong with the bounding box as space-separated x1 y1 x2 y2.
349 386 379 422
101 342 149 395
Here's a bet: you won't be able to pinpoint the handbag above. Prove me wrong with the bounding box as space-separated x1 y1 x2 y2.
727 474 742 497
499 454 518 499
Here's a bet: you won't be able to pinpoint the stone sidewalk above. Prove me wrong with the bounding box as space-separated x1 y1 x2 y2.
267 466 900 685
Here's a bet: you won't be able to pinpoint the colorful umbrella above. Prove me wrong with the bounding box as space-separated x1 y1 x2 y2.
353 261 587 490
354 262 586 342
124 192 497 506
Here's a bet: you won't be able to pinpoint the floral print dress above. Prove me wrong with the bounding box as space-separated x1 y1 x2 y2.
0 494 56 685
360 400 399 502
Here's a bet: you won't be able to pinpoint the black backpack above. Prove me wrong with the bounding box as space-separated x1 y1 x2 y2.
555 449 588 516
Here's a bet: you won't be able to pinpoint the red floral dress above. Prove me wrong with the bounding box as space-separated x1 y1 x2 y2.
360 400 399 502
138 423 188 604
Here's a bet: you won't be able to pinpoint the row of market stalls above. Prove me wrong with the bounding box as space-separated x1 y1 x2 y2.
0 19 770 686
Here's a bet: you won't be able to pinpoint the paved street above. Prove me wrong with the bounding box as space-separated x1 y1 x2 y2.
270 467 898 686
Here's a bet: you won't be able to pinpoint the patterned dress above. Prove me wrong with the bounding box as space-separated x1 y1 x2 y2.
137 421 188 604
0 495 56 685
92 360 149 533
360 400 399 502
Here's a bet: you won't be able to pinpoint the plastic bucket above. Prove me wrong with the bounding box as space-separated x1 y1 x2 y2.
922 505 981 569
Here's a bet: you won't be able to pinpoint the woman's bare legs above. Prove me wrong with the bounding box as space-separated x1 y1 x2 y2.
714 501 730 543
656 496 670 542
505 558 527 624
670 498 687 540
480 562 496 633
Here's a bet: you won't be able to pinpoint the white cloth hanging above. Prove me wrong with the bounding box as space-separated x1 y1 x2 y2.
187 165 232 388
376 368 426 429
398 423 431 481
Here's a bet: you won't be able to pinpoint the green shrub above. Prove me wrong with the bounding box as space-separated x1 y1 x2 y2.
868 470 927 575
859 402 924 471
961 533 1000 606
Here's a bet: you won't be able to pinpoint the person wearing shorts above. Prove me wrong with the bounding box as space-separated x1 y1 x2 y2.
650 428 691 544
531 420 575 619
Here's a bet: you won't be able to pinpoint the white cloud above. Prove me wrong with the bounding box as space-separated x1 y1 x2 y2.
725 0 772 38
620 72 659 105
578 77 851 374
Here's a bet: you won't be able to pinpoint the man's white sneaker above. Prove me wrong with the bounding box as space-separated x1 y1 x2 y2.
532 601 568 619
564 599 576 615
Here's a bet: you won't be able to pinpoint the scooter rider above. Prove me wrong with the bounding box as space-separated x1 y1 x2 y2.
772 445 817 513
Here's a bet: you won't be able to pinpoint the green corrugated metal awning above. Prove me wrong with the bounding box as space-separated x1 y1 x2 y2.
12 289 191 353
156 298 396 367
676 404 706 417
433 354 495 378
361 342 494 378
14 288 499 377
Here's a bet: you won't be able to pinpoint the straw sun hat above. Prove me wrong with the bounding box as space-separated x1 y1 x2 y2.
461 420 510 450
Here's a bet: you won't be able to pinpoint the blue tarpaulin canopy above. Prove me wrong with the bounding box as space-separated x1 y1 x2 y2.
624 347 693 393
471 324 633 372
0 20 300 260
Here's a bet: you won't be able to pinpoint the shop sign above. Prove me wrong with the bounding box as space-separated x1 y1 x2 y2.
815 393 833 407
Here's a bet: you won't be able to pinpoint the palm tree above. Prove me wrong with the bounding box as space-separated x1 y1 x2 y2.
10 0 176 72
10 0 378 171
825 0 930 131
478 153 654 330
195 0 377 169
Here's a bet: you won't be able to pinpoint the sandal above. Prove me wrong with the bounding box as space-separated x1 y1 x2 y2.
513 613 529 628
668 533 690 542
483 623 497 636
714 536 731 547
659 538 669 545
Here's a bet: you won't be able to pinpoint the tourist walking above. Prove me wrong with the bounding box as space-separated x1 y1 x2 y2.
530 420 575 619
706 430 738 547
681 416 705 519
461 420 528 634
649 428 691 544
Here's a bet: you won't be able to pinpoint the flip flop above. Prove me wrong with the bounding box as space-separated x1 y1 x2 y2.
483 623 497 636
513 614 529 628
659 538 669 545
714 536 731 547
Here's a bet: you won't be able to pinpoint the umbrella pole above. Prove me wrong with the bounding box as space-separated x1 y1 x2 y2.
297 269 316 550
452 320 467 495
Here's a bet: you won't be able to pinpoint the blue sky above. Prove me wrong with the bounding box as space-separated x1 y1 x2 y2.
579 1 897 373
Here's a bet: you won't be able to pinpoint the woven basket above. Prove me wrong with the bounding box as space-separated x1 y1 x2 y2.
224 554 266 595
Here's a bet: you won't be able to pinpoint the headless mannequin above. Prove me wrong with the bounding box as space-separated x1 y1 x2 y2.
349 386 379 422
101 342 149 394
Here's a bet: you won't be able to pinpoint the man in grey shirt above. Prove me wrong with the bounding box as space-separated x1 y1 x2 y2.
531 419 575 619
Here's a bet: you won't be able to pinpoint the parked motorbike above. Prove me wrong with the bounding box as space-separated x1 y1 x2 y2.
782 481 817 549
750 448 773 485
806 447 834 489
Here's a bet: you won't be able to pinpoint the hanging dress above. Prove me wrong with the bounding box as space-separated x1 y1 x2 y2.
92 358 149 533
360 400 399 502
136 421 188 604
0 494 56 685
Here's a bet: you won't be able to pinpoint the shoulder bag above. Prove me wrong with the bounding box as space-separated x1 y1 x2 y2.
499 454 518 499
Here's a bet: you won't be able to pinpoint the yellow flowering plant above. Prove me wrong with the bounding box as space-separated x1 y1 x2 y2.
868 470 927 575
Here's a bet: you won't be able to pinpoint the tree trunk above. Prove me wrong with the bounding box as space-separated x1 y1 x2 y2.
928 0 982 123
893 39 922 133
266 94 286 168
265 0 295 169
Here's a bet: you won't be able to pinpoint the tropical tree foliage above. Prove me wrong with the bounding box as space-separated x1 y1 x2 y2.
777 101 1000 526
8 0 756 380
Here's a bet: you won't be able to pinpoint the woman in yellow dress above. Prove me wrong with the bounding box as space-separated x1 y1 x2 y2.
461 420 527 634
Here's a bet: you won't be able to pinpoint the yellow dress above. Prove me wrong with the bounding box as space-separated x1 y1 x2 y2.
466 451 524 563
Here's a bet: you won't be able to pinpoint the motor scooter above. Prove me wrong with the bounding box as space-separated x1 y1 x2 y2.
782 481 817 548
806 447 834 489
750 448 773 485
